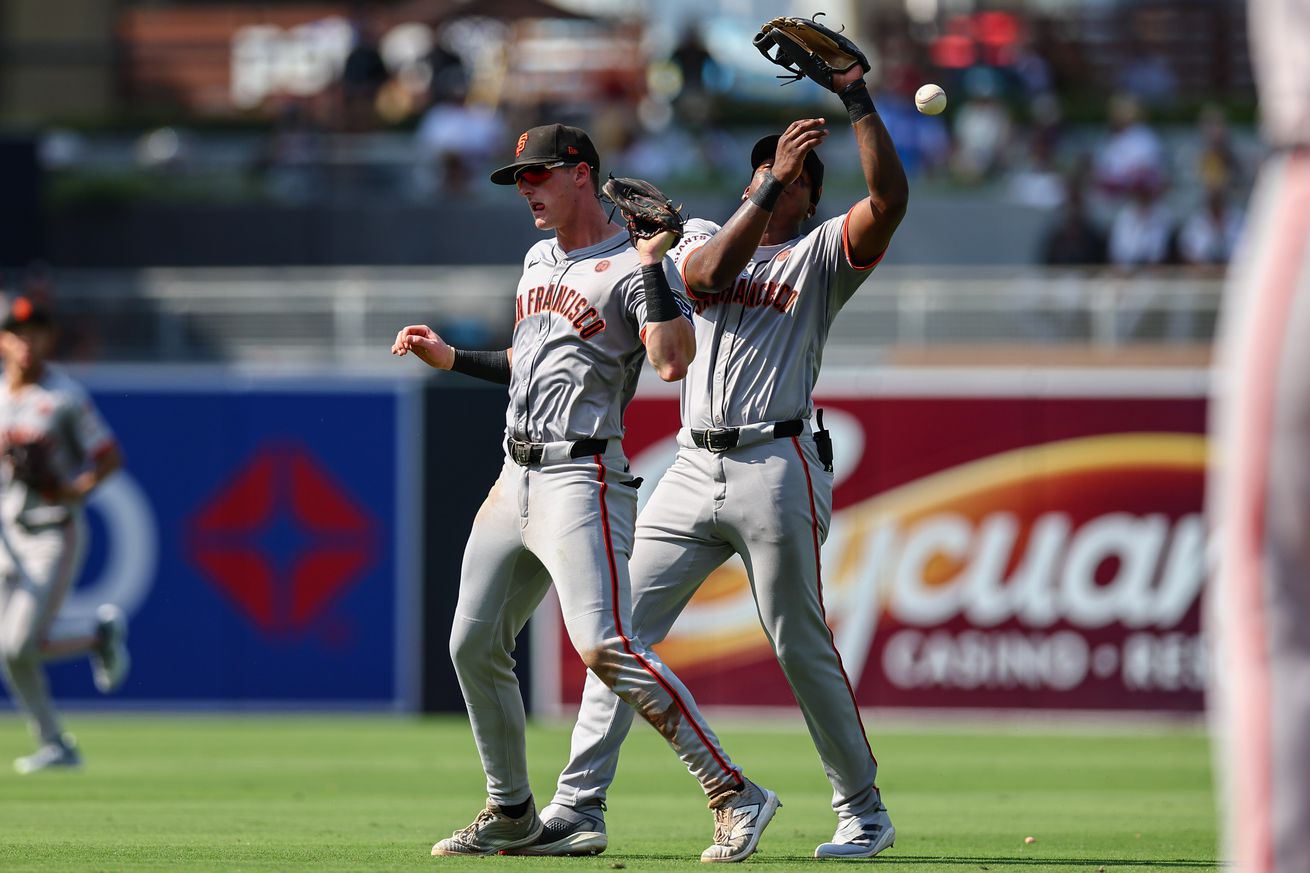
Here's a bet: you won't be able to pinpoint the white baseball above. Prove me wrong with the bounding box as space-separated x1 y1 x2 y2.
915 83 947 115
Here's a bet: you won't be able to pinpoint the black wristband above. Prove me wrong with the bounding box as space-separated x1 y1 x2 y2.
640 264 684 324
450 348 511 385
839 79 876 126
748 170 785 212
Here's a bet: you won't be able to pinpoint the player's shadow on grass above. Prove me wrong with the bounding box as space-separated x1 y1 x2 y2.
613 854 1217 868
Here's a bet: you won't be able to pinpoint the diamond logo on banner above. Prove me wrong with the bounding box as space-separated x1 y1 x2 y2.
187 443 378 633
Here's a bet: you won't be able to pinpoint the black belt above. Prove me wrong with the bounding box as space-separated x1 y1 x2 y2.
507 437 607 466
690 419 803 453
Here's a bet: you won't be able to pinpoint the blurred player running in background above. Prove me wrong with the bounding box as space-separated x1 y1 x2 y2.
1207 0 1310 870
0 297 129 773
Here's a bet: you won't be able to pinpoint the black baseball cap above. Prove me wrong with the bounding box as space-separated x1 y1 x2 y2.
1 297 53 332
750 135 825 205
490 124 601 185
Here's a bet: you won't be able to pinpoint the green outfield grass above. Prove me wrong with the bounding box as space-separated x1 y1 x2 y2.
0 714 1216 872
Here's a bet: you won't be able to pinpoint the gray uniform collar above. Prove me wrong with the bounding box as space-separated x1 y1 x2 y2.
554 229 630 262
754 235 802 260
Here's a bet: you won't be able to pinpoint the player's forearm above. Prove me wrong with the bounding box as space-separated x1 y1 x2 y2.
644 318 695 381
70 446 121 500
853 100 910 230
449 348 512 385
683 203 772 293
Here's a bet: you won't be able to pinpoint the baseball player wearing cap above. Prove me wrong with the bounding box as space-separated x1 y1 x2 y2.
0 298 129 774
1208 1 1310 871
392 123 779 862
530 65 908 860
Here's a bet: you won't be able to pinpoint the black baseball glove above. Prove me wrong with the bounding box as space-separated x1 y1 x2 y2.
602 175 684 246
7 439 61 496
753 14 870 91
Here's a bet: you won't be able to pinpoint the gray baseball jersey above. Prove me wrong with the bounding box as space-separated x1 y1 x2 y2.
672 210 879 428
551 207 889 830
451 226 747 811
507 229 690 443
0 365 115 746
1208 4 1310 869
0 366 116 527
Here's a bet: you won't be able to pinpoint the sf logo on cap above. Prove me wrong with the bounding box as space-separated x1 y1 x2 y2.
515 133 529 158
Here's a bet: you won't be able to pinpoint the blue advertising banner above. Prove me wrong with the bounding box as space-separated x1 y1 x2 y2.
2 369 421 708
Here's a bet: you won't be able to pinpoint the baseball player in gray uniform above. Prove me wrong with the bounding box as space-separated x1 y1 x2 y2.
1208 1 1310 870
392 124 778 862
527 64 908 860
0 298 129 774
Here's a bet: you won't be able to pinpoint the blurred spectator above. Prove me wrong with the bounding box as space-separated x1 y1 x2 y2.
951 68 1013 184
1195 103 1244 192
1039 182 1107 265
414 91 507 198
253 98 326 204
1093 94 1166 198
874 90 950 179
668 25 720 128
427 42 469 105
670 25 711 95
876 32 931 101
1178 186 1245 266
1007 94 1066 208
1008 34 1054 99
1108 178 1174 269
339 16 390 130
1116 41 1179 109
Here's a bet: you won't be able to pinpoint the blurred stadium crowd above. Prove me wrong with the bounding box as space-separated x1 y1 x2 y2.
0 0 1257 361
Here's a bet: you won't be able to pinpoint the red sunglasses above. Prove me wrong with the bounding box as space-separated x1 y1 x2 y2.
514 161 568 185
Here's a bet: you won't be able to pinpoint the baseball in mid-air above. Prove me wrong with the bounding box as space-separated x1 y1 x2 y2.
915 83 948 115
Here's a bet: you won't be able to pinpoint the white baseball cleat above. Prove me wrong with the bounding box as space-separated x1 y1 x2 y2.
91 604 130 694
701 778 781 863
506 802 608 856
430 798 543 856
814 804 896 859
14 734 82 775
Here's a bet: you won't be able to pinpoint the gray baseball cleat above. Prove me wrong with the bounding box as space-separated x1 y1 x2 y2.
430 798 543 856
14 734 82 775
814 803 896 859
91 604 130 694
506 802 607 856
700 778 781 863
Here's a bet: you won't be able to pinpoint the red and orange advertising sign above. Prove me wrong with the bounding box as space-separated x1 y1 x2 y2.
543 378 1209 714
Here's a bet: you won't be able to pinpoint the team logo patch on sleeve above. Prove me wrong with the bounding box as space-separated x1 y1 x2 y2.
595 260 610 272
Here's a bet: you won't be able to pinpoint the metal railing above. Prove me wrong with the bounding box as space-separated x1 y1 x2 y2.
47 266 1224 367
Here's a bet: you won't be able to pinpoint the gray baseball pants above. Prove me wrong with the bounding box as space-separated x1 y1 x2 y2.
551 426 881 819
1208 149 1310 873
451 444 744 807
0 514 94 745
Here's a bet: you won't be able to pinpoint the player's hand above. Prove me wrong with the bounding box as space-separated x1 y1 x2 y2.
634 229 679 266
771 118 829 185
391 324 455 370
830 66 866 93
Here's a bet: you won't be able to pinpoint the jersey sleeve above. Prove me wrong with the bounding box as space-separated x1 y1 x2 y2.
62 383 117 464
801 205 888 313
668 218 722 300
523 239 553 271
623 260 694 343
